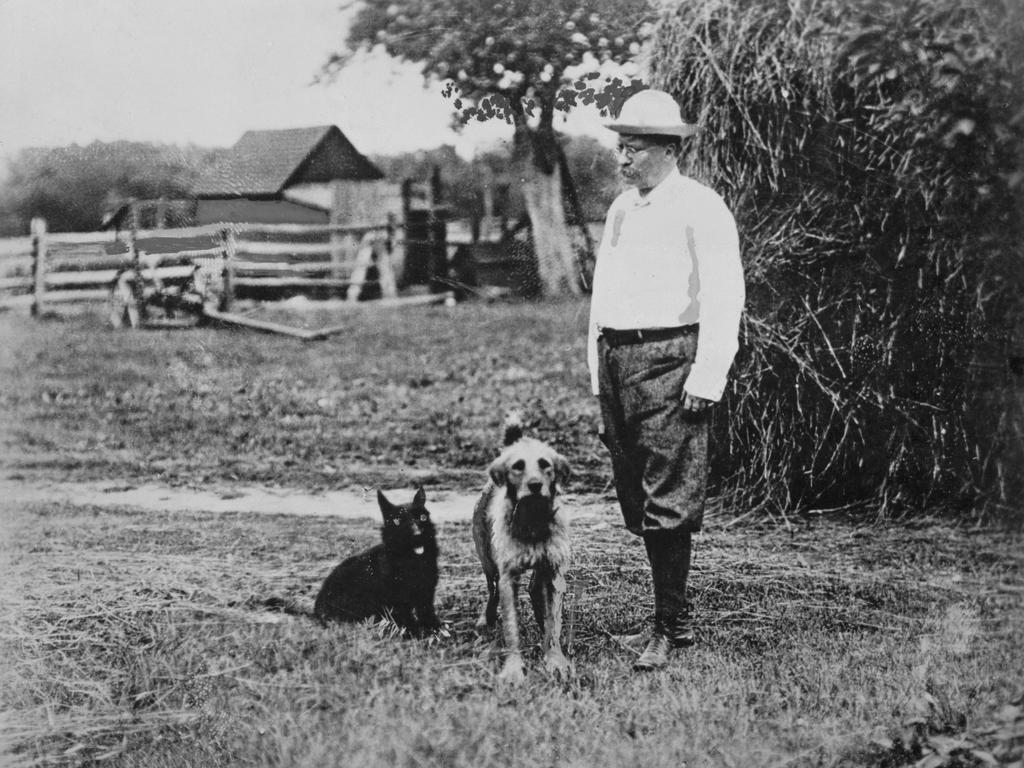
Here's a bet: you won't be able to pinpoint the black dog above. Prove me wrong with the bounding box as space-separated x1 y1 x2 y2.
314 487 440 636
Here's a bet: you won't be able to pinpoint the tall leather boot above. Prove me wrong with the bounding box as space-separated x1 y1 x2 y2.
634 529 694 671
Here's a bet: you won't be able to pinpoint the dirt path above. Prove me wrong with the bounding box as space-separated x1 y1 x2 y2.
0 476 618 523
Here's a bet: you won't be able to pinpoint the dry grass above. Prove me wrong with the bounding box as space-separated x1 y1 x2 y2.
2 497 1022 767
1 292 1022 766
0 299 603 492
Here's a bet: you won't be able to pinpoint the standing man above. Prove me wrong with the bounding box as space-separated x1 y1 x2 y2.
588 89 745 671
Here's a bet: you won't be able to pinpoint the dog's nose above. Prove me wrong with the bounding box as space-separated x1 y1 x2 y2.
527 480 544 495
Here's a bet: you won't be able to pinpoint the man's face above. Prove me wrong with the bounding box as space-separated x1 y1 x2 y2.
616 134 677 190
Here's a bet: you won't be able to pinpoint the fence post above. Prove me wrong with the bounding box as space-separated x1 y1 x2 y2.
126 224 145 316
219 227 236 312
155 196 167 229
346 231 374 302
387 211 405 289
376 235 398 298
30 217 47 317
128 224 139 267
329 180 349 291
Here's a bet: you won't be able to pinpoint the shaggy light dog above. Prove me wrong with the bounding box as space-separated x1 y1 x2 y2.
472 417 572 683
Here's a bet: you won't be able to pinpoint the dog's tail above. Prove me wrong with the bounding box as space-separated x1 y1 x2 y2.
502 410 524 446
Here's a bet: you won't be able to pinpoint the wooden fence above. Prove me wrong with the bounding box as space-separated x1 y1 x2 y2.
0 216 403 316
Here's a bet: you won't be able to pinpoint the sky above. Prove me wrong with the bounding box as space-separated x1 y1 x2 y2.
0 0 615 165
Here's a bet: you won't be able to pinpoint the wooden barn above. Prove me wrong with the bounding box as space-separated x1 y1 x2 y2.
96 125 452 294
191 125 400 226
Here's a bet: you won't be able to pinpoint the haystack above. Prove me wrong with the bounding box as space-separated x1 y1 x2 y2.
647 0 1024 519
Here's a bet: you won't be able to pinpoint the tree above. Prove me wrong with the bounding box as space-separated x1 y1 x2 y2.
332 0 653 295
563 135 620 222
372 144 483 222
0 141 221 235
373 136 617 232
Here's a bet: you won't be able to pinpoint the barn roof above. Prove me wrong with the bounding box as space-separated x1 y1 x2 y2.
193 125 383 198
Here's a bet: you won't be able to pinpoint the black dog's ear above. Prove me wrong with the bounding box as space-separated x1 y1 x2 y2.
412 486 426 508
377 489 396 515
488 456 508 486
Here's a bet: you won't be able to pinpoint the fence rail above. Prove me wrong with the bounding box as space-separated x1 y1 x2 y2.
0 237 33 258
235 241 337 257
0 217 403 317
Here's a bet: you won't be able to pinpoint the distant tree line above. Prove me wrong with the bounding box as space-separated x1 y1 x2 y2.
0 142 224 235
0 136 619 236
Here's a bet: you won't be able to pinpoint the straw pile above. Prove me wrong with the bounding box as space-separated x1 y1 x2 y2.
646 0 1024 519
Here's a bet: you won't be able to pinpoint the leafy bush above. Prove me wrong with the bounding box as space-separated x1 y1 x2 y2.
648 0 1024 518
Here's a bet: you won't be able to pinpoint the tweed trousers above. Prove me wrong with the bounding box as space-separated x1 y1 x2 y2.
597 330 709 535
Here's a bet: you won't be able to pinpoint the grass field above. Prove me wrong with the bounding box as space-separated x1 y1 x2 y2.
2 300 1022 767
0 299 601 491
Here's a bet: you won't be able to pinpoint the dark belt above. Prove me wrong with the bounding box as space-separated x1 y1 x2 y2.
599 324 698 348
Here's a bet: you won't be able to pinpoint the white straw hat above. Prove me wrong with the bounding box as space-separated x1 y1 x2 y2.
606 89 698 138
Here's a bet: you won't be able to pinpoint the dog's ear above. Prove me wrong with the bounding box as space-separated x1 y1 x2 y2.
488 455 508 486
412 486 426 508
377 490 400 526
377 489 396 514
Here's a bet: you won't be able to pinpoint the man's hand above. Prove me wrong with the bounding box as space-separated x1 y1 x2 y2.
681 392 711 414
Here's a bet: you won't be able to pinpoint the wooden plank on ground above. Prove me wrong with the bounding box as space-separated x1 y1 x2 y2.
141 318 199 329
303 292 455 339
363 291 454 309
202 309 321 340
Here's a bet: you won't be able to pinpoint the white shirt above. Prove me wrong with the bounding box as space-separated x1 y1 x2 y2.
587 168 745 401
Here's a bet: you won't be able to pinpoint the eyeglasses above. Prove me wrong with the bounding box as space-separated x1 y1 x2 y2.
616 142 657 159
